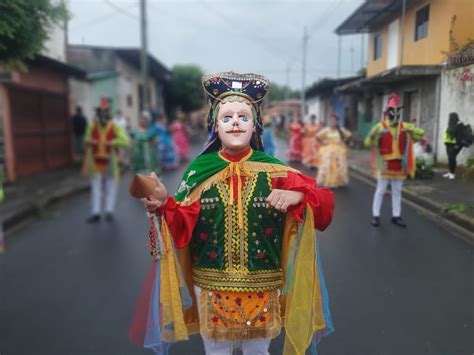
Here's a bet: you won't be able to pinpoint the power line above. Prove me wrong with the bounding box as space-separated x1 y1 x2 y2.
104 0 138 19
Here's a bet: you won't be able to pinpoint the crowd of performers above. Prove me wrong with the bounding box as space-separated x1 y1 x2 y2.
287 112 351 189
286 92 424 227
81 102 191 223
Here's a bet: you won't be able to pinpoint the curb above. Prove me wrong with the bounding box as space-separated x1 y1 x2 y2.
349 164 474 244
3 181 90 235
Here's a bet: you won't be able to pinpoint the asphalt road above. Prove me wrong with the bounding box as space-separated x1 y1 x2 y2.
1 137 472 355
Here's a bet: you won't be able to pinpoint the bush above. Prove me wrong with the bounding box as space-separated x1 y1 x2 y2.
415 158 434 179
463 156 474 181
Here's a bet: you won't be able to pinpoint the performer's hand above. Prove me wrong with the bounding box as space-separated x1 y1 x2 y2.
266 189 304 212
141 172 168 212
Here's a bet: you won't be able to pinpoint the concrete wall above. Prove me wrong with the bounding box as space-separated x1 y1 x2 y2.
69 78 94 121
306 97 321 123
437 64 474 165
93 76 118 115
115 59 161 130
417 76 439 146
116 59 140 129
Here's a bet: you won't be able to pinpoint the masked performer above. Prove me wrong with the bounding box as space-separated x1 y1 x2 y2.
365 93 424 227
82 106 130 223
129 72 335 355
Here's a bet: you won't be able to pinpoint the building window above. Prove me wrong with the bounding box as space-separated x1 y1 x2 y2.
373 34 382 60
415 4 430 41
127 95 133 107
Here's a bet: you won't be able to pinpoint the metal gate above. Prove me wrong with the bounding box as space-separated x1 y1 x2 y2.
8 85 72 178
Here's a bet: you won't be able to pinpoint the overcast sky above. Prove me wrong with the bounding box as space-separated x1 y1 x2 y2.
68 0 366 88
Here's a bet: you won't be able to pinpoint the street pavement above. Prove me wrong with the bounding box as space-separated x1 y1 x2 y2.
0 137 472 355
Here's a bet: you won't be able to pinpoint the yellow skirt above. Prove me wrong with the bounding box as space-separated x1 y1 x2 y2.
316 143 349 188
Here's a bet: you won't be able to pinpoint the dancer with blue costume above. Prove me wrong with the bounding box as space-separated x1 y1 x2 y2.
129 72 335 355
150 113 178 170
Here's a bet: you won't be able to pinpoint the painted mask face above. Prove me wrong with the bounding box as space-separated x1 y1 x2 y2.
216 101 255 151
387 107 401 122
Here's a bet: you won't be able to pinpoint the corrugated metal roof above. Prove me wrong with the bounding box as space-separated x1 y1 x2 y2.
335 0 414 35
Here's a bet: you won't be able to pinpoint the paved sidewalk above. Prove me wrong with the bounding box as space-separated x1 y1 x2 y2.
349 149 474 238
1 164 89 231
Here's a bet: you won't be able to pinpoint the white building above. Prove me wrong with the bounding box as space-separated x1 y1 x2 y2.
67 45 169 128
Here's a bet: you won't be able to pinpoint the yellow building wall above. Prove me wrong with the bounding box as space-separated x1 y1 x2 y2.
401 0 451 65
367 26 388 77
366 0 474 77
449 0 474 52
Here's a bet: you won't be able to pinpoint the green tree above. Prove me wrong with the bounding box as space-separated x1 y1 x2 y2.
164 64 205 116
0 0 66 68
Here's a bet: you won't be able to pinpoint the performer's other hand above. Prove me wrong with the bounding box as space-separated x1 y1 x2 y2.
141 172 168 212
266 189 304 212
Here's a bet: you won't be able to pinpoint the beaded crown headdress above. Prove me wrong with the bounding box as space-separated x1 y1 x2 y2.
201 72 271 153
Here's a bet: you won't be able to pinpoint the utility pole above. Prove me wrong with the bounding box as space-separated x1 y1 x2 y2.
301 26 308 123
140 0 149 112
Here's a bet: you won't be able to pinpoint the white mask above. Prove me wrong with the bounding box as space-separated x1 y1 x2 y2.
216 101 255 152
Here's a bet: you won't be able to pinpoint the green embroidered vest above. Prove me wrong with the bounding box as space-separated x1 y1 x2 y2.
190 172 285 292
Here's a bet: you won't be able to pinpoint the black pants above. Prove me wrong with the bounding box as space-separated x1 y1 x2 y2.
445 143 462 174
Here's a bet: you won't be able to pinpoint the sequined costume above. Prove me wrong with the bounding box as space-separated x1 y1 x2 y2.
365 93 424 223
129 73 335 355
82 109 130 218
316 126 351 188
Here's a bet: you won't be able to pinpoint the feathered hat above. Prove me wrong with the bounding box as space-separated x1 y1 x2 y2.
384 93 402 113
201 72 270 154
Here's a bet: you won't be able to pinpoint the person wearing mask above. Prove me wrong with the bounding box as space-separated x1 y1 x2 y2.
365 93 424 228
129 72 335 355
82 106 130 223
